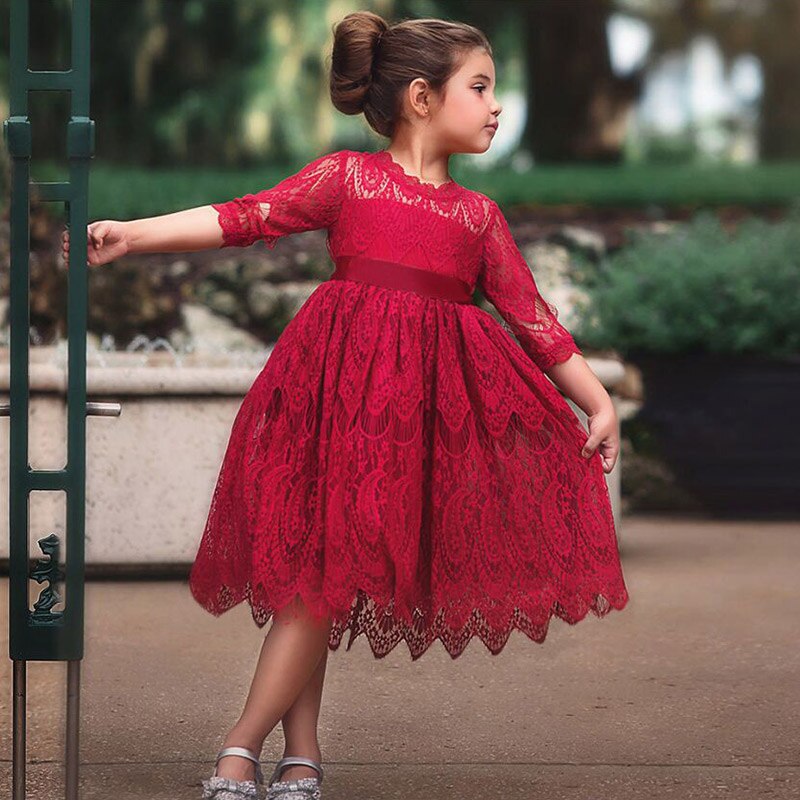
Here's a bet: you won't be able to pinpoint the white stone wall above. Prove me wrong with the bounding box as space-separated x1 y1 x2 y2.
0 346 625 566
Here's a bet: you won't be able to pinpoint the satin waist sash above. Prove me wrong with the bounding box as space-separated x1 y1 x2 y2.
329 255 473 304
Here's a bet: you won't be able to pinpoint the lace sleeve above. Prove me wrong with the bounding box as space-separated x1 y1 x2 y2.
211 149 346 249
478 200 583 371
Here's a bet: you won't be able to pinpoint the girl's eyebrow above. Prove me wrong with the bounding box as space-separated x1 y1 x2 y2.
470 73 493 82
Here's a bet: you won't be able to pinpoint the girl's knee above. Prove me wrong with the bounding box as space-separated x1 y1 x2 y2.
277 592 332 628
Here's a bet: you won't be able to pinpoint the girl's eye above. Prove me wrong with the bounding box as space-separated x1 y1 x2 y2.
473 85 486 94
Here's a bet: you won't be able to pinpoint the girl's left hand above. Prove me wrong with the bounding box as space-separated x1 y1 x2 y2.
580 404 619 474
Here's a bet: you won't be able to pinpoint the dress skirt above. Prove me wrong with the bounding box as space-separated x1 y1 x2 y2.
188 258 630 660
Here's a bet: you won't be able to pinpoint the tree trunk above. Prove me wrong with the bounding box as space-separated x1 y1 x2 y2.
757 1 800 159
524 0 643 163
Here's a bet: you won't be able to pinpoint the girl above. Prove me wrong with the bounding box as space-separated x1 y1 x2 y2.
64 12 630 800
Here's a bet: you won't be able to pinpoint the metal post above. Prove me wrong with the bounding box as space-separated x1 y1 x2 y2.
2 1 121 797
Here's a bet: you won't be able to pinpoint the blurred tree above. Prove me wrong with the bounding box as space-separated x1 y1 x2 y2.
1 0 796 165
0 0 276 166
406 0 643 163
620 0 800 159
525 0 644 162
408 0 799 163
92 0 273 166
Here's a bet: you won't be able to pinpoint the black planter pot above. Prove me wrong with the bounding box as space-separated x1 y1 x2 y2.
628 352 800 518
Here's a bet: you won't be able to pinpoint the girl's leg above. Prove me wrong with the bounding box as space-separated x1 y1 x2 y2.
276 643 330 781
213 593 332 781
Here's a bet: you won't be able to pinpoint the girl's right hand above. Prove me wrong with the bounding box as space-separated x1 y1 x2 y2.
61 220 130 268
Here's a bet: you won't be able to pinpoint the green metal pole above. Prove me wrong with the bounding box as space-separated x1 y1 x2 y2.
2 1 120 797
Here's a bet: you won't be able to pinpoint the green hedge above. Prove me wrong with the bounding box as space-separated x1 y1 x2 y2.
4 157 800 221
572 204 800 359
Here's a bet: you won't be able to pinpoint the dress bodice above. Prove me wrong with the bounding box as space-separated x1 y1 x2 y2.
211 148 582 371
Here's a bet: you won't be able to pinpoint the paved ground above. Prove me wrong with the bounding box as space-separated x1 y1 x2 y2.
1 513 799 799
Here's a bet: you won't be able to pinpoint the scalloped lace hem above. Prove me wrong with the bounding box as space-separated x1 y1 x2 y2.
189 579 630 661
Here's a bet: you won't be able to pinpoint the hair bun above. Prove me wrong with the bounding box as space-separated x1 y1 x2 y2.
330 11 388 116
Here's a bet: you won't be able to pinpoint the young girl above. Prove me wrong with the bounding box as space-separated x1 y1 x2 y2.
65 12 629 800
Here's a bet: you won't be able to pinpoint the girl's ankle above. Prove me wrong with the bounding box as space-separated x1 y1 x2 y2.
214 752 258 782
275 746 323 783
215 731 265 781
281 743 321 760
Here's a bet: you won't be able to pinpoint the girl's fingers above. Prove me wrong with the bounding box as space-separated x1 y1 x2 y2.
91 222 110 247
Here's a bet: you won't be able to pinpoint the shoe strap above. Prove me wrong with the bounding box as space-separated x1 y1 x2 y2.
215 746 264 784
269 756 324 786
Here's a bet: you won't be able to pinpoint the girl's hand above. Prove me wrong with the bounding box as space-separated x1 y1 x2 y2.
581 403 619 474
61 220 129 268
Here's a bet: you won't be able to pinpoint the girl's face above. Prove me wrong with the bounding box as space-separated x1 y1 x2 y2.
434 48 502 154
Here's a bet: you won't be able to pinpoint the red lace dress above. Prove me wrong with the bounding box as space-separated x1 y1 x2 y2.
188 148 630 660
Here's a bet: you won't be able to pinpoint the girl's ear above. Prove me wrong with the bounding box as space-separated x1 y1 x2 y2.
407 77 433 118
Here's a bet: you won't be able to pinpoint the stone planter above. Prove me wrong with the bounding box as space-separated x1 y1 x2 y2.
629 352 800 518
1 345 626 571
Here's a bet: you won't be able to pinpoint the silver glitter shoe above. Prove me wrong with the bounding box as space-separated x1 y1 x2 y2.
266 756 323 800
201 746 266 799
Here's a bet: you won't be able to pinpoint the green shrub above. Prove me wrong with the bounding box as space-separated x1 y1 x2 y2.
572 203 800 359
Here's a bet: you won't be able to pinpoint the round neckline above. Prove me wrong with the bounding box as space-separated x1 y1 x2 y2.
375 149 458 194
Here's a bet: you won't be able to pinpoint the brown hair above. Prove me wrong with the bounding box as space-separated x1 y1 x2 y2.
329 11 492 138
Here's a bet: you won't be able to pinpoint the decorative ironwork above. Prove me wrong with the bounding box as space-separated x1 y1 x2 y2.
29 532 66 623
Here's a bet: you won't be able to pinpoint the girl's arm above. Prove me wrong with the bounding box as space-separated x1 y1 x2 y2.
477 199 584 372
547 354 618 472
62 205 223 267
62 150 347 266
544 353 613 417
124 205 224 253
477 200 619 472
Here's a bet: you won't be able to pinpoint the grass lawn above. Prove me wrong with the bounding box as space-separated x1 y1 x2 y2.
5 157 800 220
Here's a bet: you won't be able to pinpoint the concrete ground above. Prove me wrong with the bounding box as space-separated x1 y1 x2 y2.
1 513 799 800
